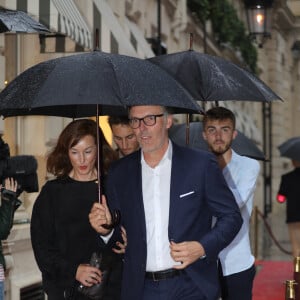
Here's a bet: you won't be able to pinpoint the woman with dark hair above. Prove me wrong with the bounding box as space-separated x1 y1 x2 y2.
30 119 122 300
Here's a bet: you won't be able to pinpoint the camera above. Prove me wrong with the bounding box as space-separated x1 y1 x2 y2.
0 136 39 196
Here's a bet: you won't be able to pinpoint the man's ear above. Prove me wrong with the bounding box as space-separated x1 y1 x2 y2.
232 130 238 140
166 115 173 129
202 131 207 141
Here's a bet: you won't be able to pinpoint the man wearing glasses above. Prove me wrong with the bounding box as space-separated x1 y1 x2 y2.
90 105 242 300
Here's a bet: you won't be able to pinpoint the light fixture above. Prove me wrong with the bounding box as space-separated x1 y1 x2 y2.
291 41 300 60
244 0 274 47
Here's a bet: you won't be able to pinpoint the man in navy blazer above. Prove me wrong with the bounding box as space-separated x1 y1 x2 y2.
90 105 243 300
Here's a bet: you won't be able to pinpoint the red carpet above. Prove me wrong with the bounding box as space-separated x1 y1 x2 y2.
253 260 293 300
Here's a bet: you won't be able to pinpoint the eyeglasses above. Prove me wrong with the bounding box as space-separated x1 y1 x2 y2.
129 114 165 129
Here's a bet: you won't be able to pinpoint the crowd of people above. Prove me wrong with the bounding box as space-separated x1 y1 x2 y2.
1 105 295 300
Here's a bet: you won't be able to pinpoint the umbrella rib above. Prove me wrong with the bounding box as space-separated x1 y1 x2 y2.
103 53 127 108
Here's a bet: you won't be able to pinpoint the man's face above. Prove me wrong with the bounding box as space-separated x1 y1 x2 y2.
111 124 139 157
129 105 172 154
202 119 237 156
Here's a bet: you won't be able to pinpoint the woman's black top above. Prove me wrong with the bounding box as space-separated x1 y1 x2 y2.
30 177 122 299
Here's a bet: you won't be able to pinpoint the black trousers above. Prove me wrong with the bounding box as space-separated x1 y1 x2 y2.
142 271 206 300
218 263 256 300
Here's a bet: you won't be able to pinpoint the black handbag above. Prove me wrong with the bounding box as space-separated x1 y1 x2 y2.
77 252 110 300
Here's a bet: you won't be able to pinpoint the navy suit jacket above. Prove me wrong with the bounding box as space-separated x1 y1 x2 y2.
106 142 242 300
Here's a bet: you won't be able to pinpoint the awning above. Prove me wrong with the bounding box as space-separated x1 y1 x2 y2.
50 0 92 50
4 0 153 57
5 0 92 50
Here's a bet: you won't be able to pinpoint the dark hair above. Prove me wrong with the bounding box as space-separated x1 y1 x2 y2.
108 115 130 127
203 107 236 129
47 119 117 177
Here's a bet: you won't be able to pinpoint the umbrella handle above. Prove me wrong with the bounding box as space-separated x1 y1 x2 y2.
96 105 121 229
94 28 100 51
185 114 190 145
189 33 193 50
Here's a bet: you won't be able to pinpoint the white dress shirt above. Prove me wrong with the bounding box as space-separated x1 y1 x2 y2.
141 141 180 271
219 150 260 276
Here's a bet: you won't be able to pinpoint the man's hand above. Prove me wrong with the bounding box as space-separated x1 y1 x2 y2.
76 264 102 287
170 241 206 269
89 195 112 235
112 226 127 254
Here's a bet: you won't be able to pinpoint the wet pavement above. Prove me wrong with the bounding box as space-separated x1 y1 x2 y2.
250 207 295 300
251 206 292 261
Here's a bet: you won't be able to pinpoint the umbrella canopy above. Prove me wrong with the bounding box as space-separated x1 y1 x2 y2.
0 51 201 118
148 50 282 102
0 50 202 226
0 7 50 33
278 137 300 161
169 122 266 161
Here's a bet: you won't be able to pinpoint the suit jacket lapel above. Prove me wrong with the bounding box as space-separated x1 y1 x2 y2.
132 151 147 239
168 143 182 240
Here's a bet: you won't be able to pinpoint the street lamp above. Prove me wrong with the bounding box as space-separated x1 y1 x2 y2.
244 0 274 48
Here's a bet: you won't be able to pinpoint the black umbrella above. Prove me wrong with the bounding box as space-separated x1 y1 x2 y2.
169 122 266 161
148 50 282 102
0 50 201 226
0 51 200 118
0 7 50 33
278 137 300 161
